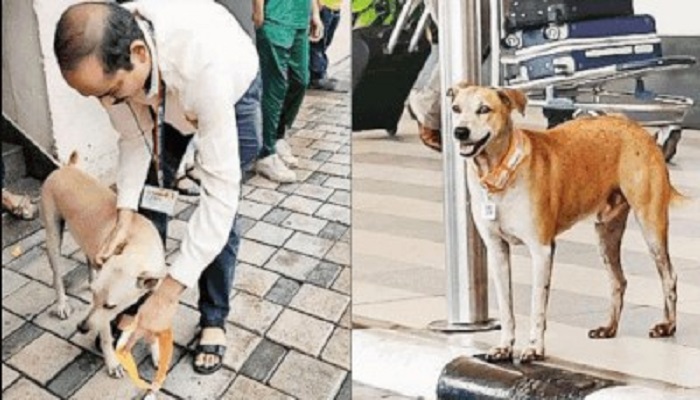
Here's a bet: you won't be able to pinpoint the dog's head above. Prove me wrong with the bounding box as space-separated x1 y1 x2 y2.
447 83 527 157
77 253 165 334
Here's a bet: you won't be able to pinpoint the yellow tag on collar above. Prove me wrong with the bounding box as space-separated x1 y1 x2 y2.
115 325 175 393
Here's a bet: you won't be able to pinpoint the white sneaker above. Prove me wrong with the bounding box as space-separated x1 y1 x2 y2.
275 139 299 168
256 154 297 183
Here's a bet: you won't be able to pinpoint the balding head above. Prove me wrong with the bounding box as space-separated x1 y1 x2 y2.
54 2 144 75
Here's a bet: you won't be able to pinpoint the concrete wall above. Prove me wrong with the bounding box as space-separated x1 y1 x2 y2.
635 0 699 36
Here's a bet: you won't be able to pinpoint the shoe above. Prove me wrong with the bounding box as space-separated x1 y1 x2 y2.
192 328 227 375
2 190 37 220
275 139 299 168
420 126 442 152
308 77 338 91
256 154 297 183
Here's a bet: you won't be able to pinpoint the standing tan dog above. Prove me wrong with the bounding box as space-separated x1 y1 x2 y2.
40 152 166 377
448 83 682 363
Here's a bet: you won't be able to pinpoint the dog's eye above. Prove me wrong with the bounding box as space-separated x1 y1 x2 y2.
452 104 462 113
103 304 117 310
476 105 492 115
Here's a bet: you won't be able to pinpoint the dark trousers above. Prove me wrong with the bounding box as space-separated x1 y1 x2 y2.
130 74 262 329
309 7 341 81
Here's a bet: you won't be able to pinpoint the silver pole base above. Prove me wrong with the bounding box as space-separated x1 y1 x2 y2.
428 319 501 333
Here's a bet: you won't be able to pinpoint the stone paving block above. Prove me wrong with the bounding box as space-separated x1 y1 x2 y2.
46 351 102 399
322 134 347 145
264 249 319 281
339 306 351 329
238 239 276 267
310 140 343 153
328 190 350 207
325 242 351 266
340 228 351 243
246 188 287 205
337 144 351 154
239 339 287 383
295 183 334 201
223 323 261 371
71 365 151 400
167 218 188 241
276 182 301 195
266 309 334 356
328 154 351 165
316 124 347 135
247 175 280 190
295 129 325 140
2 378 59 400
8 332 82 384
321 328 350 370
290 146 318 159
318 222 349 242
306 261 343 289
2 229 45 263
307 171 331 185
265 277 301 306
233 263 279 298
173 303 200 347
287 136 314 148
280 195 323 215
295 169 315 182
34 296 90 339
315 203 351 225
228 292 283 334
6 245 43 271
237 215 257 235
2 322 43 361
2 268 30 299
297 158 323 172
223 375 293 400
311 150 333 162
323 177 350 191
12 250 80 287
3 280 56 319
281 212 328 235
133 344 187 383
2 364 20 390
244 221 294 247
285 232 335 260
2 310 24 339
269 350 346 400
335 374 351 400
161 354 236 400
238 199 273 219
332 267 351 295
319 162 350 178
262 208 293 225
290 284 349 324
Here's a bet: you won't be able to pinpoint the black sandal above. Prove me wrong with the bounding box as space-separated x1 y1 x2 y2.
192 329 226 375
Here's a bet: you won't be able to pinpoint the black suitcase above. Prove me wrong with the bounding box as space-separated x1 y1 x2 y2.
352 25 431 134
503 0 634 33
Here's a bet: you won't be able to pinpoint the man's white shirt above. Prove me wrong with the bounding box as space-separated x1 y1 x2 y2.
105 0 259 288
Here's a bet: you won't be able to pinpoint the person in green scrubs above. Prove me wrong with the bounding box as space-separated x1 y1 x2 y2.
253 0 323 183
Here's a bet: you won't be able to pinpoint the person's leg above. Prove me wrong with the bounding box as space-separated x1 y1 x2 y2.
193 75 262 374
407 46 442 151
257 30 292 158
277 28 310 140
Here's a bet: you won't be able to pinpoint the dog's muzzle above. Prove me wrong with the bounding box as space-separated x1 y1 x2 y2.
459 133 491 157
454 127 471 141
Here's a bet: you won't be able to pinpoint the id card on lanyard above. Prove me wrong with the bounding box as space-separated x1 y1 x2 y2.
140 79 178 216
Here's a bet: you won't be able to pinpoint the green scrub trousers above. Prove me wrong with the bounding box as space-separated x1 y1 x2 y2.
257 0 311 157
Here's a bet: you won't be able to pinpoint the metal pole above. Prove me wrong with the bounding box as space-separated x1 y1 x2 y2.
429 0 499 332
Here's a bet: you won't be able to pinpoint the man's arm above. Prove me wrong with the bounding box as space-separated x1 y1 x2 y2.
252 0 264 28
310 0 324 42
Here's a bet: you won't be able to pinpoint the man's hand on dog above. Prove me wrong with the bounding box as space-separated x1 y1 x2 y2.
124 276 185 351
96 209 135 265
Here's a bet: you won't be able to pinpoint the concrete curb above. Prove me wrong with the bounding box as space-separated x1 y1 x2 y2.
352 328 698 400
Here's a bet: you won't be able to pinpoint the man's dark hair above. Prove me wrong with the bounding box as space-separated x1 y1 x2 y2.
54 2 145 75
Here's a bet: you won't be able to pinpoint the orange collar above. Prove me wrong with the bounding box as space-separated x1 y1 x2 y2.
479 129 527 193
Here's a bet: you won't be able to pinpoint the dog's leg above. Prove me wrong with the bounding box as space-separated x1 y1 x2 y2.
590 199 630 339
484 238 514 362
99 320 125 379
40 197 72 320
521 242 555 363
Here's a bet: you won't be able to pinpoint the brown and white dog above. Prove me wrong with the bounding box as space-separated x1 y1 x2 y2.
40 152 166 377
448 83 682 363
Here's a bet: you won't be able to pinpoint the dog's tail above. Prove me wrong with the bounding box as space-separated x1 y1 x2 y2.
67 151 79 166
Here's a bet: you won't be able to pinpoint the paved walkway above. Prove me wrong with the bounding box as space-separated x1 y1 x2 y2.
352 107 700 392
2 61 351 400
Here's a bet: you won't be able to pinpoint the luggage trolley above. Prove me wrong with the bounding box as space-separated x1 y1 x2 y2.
488 0 697 161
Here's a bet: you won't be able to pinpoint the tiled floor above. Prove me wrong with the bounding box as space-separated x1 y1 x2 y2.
352 108 700 390
2 61 351 400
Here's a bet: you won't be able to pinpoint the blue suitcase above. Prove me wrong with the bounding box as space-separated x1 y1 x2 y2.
504 38 663 83
504 14 657 50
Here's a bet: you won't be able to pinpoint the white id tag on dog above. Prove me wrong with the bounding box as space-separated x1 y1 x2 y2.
482 201 497 221
141 185 178 216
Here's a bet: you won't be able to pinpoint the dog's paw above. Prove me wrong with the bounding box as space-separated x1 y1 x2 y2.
150 341 160 368
106 361 124 379
54 303 73 320
649 322 676 338
519 346 544 364
484 346 513 363
588 326 617 339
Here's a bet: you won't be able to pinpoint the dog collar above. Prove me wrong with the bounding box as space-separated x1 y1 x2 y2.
116 319 174 395
479 129 527 193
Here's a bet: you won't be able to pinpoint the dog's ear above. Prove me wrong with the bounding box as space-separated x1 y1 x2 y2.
497 88 528 115
446 81 473 100
137 271 163 291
